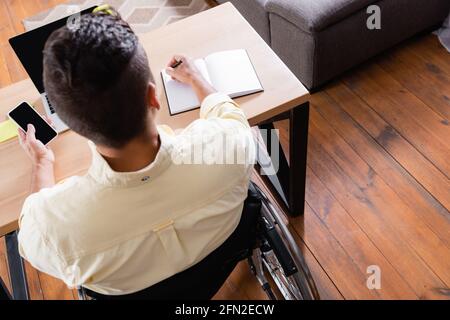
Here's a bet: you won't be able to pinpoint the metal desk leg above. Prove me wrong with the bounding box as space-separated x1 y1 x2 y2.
5 231 29 300
257 102 310 216
288 102 309 216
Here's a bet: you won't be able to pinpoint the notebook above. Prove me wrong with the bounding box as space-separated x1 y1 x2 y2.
161 49 263 115
0 119 18 143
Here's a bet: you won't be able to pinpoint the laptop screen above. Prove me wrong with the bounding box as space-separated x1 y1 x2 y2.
9 7 96 94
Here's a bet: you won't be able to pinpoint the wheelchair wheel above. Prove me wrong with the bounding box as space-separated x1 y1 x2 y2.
261 248 309 300
251 184 320 300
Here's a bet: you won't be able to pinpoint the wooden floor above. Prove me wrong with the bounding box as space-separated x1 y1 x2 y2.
1 0 449 300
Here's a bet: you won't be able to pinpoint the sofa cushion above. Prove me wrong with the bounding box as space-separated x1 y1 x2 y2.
269 0 450 89
266 0 375 32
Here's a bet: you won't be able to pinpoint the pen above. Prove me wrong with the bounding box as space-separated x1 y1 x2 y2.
171 59 183 68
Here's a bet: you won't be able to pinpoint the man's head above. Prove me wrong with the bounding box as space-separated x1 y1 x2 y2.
43 9 159 148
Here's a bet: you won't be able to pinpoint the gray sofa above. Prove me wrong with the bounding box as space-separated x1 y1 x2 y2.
216 0 450 90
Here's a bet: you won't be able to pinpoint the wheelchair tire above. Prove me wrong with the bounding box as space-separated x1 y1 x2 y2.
259 212 315 300
255 186 320 300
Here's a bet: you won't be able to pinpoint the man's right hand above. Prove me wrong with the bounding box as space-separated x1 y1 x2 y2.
166 54 216 102
166 55 201 85
18 123 56 193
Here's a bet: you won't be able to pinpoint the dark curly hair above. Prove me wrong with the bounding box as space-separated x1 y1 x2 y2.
43 9 153 148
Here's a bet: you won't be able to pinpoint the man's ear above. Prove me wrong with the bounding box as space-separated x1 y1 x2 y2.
147 82 160 110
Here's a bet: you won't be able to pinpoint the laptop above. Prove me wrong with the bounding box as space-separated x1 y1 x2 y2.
9 6 96 133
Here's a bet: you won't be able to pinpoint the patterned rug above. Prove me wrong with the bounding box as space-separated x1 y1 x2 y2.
23 0 215 33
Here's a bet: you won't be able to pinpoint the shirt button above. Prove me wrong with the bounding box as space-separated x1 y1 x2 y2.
141 176 150 182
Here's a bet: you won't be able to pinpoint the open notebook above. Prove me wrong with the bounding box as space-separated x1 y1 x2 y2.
161 49 263 115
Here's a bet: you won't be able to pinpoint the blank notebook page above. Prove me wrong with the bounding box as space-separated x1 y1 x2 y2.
161 59 211 114
205 49 262 98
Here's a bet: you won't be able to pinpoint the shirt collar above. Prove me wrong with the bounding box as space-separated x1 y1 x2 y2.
87 127 174 188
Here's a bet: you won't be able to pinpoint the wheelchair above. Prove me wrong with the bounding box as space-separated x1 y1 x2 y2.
0 184 319 301
77 182 320 301
234 182 320 300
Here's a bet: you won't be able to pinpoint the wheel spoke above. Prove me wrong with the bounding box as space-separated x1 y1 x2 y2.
262 251 302 300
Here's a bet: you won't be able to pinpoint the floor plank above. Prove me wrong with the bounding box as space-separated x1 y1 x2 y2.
291 204 379 299
0 2 13 87
227 261 268 300
0 46 11 88
377 45 450 119
325 81 450 212
5 0 27 34
213 279 248 300
23 261 44 300
304 168 417 299
410 35 450 73
19 0 43 19
1 1 29 83
0 239 12 295
310 107 450 287
315 88 450 247
344 64 450 177
306 120 447 296
38 271 76 300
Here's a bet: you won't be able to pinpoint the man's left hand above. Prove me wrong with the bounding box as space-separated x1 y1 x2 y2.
18 123 55 167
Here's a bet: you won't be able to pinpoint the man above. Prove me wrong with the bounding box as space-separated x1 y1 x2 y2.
17 9 255 297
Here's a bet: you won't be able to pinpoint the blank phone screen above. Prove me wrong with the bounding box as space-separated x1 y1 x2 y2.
9 102 57 145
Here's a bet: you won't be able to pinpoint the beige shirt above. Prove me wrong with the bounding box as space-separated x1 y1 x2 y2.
18 93 255 295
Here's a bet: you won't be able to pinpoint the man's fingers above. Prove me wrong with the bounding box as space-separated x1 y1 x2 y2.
35 139 47 151
18 128 27 147
166 67 174 75
18 128 25 142
167 57 178 67
167 54 186 67
26 124 38 146
26 124 35 136
173 54 186 61
26 124 50 156
165 67 179 81
18 128 33 155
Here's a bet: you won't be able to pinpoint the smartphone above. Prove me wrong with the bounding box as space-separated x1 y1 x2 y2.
8 102 58 145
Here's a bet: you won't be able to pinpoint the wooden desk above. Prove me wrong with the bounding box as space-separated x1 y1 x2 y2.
0 2 309 237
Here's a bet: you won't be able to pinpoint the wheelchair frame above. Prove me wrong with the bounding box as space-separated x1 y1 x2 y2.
0 179 320 301
76 183 320 301
250 183 319 300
